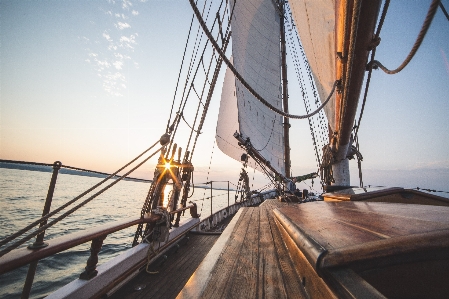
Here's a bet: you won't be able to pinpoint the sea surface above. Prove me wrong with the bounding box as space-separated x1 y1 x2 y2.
0 167 232 299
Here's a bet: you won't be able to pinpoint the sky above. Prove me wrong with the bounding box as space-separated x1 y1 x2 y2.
1 0 448 192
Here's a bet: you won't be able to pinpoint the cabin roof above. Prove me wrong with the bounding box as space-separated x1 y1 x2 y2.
275 202 449 270
322 186 449 205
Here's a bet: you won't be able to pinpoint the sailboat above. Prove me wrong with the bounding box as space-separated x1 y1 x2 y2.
1 0 449 298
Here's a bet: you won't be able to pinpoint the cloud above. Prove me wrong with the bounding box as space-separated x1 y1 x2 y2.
83 0 141 97
116 22 131 30
122 0 132 10
113 61 124 70
102 32 112 41
119 35 136 50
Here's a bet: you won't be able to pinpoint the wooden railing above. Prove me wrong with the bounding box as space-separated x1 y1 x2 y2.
0 214 162 276
0 201 203 277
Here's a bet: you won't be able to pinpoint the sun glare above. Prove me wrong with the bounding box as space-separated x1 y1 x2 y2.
165 162 171 169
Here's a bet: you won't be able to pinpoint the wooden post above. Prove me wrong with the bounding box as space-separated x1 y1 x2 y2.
79 235 107 280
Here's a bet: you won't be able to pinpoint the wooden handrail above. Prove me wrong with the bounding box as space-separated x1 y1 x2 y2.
0 214 161 275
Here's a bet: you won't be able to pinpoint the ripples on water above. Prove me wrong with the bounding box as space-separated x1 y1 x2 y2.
0 168 231 299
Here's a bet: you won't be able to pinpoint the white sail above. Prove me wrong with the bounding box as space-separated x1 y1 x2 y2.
289 0 336 131
216 60 259 169
216 0 285 175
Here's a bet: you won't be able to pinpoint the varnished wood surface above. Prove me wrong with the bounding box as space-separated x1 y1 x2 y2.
109 233 219 299
194 200 308 299
276 201 449 269
323 187 449 206
0 215 161 275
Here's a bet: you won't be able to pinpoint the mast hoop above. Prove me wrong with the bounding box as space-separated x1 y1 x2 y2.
188 0 338 120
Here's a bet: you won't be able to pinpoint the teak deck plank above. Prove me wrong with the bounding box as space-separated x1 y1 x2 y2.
226 208 260 298
257 206 286 298
263 204 308 299
198 200 307 299
200 208 254 298
109 233 219 299
155 236 215 299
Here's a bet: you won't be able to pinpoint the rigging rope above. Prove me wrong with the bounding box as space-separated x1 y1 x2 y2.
166 14 196 133
180 112 202 134
0 141 161 249
353 0 390 161
253 120 276 152
199 139 216 216
188 0 338 120
190 3 233 159
354 144 364 188
168 0 214 154
285 2 328 169
320 145 335 186
346 0 391 188
440 1 449 21
0 147 163 257
368 0 440 74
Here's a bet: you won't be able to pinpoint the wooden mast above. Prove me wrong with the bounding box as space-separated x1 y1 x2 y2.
280 1 291 177
332 0 381 185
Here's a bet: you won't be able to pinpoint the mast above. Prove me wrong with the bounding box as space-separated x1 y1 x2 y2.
280 1 291 177
332 0 382 185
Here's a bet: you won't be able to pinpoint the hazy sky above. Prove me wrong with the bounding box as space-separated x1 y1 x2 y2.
1 0 448 191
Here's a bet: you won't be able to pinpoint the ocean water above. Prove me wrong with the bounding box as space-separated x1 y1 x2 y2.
0 168 232 299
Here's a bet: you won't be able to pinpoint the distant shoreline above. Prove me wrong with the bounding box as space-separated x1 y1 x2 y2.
0 160 152 183
0 161 236 191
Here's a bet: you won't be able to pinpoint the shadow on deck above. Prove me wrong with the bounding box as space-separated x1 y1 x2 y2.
109 233 220 299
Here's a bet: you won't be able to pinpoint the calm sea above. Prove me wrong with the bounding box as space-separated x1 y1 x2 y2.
0 168 232 299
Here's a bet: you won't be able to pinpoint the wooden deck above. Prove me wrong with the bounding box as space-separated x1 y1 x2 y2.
177 199 449 298
109 233 219 299
110 195 449 298
178 200 308 299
